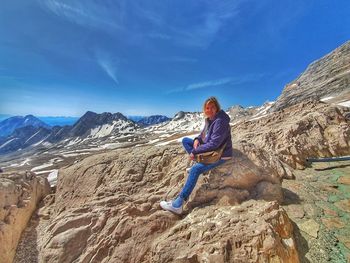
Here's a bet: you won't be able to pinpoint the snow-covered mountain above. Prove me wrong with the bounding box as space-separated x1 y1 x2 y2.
66 111 137 138
136 115 171 127
0 111 140 154
143 103 277 138
0 125 51 154
227 102 275 123
0 115 50 137
145 111 204 134
0 104 282 155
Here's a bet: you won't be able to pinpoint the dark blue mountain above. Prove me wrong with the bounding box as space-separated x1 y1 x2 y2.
136 115 171 127
0 115 50 137
127 115 146 122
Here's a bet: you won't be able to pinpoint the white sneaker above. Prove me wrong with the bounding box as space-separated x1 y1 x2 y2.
160 200 183 215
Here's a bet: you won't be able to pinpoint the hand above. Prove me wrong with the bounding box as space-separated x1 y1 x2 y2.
193 139 200 149
189 153 195 160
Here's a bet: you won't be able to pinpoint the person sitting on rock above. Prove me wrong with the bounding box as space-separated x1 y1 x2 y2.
160 96 233 214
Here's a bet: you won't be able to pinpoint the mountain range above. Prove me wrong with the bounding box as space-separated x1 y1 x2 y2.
0 113 171 155
136 115 171 127
0 41 349 156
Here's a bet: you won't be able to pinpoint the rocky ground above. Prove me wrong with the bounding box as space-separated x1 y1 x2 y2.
9 143 294 263
282 159 350 263
12 157 350 263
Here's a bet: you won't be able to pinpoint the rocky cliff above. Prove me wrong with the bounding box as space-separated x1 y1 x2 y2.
0 171 50 263
234 100 350 171
270 40 350 112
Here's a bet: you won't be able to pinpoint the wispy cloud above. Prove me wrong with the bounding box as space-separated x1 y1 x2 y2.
187 77 233 90
95 51 119 85
41 0 123 32
165 1 243 48
41 0 244 49
166 73 264 94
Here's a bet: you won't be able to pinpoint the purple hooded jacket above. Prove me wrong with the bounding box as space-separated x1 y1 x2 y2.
192 110 233 158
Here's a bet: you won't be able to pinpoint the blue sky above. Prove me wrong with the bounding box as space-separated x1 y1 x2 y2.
0 0 349 117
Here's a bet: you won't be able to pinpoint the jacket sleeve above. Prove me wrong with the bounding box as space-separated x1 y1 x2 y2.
194 131 204 144
191 119 228 154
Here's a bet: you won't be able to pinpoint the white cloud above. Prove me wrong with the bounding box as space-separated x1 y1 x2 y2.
41 0 122 32
95 51 119 85
41 0 244 49
187 77 232 90
166 73 264 94
166 1 243 48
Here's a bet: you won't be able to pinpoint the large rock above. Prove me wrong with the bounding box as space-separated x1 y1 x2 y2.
0 171 50 263
38 144 296 262
187 146 284 210
233 100 350 170
151 200 299 263
270 40 350 112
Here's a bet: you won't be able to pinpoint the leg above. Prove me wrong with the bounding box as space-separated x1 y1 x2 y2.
182 137 194 154
160 159 226 214
179 159 226 200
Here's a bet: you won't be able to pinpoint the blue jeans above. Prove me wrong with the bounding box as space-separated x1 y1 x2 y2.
180 137 226 200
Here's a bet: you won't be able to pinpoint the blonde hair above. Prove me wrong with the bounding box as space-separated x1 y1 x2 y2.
202 96 221 116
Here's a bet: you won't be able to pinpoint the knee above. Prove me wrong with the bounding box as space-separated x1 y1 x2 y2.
182 137 190 144
189 165 203 176
182 137 193 146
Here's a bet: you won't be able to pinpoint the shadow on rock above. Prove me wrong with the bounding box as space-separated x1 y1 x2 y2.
292 221 311 263
282 188 302 205
14 213 40 263
314 163 350 171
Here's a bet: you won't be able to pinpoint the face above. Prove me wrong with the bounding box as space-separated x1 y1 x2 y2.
205 102 218 119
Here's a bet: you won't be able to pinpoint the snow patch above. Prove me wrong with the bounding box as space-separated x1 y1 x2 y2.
31 163 53 171
0 138 17 149
67 137 82 146
35 170 55 175
19 158 31 166
61 152 90 157
99 143 121 149
47 169 58 187
24 130 41 144
249 102 274 121
90 122 115 138
320 96 334 101
338 100 350 107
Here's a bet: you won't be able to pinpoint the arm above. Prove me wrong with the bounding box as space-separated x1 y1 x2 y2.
191 119 229 154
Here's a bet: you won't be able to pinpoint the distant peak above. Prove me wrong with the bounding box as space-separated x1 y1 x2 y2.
173 111 185 120
84 111 97 115
24 114 36 118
